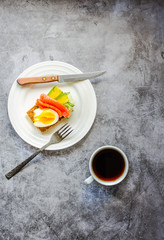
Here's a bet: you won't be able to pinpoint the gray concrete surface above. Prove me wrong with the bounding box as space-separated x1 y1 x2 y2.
0 0 164 239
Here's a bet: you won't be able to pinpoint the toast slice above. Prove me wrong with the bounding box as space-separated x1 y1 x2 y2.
27 106 64 133
26 86 74 134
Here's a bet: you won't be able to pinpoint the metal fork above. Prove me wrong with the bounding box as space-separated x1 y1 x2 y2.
5 123 73 180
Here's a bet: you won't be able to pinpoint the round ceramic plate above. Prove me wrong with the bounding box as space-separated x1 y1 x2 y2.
8 61 97 150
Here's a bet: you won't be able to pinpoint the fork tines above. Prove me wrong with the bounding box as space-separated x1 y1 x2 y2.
57 123 73 139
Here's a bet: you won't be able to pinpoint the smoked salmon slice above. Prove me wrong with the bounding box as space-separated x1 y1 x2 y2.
36 99 63 118
37 93 70 118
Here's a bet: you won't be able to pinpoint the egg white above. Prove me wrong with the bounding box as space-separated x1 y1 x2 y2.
33 108 59 128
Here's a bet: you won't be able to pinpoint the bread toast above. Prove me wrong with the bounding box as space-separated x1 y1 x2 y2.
27 106 64 133
26 86 74 134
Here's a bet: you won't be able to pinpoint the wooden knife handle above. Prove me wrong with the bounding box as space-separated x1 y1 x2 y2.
17 75 59 85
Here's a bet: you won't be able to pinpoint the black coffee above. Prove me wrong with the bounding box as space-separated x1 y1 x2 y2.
92 149 125 181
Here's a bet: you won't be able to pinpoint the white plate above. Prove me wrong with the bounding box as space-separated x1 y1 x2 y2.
8 61 97 150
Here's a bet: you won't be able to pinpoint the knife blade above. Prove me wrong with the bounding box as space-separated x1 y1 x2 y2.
17 71 106 85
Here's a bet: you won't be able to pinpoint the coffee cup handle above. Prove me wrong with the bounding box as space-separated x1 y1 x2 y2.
84 175 94 184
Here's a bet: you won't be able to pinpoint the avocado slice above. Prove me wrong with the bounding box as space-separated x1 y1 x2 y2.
56 93 69 104
48 86 62 99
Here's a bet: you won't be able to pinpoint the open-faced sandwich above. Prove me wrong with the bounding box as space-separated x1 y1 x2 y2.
27 86 74 133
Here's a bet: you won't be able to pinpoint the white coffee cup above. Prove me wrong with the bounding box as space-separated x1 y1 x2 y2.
84 145 129 186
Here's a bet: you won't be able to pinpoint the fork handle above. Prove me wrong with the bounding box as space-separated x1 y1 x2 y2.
5 140 52 180
5 141 52 180
5 150 42 179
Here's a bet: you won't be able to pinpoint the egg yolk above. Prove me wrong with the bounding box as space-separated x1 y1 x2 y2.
34 110 55 124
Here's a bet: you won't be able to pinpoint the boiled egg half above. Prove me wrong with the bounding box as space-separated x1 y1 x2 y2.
33 108 59 127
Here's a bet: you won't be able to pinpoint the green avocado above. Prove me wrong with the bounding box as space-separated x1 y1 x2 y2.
48 86 62 99
56 93 69 104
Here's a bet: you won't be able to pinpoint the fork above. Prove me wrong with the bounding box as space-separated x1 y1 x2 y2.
5 123 73 180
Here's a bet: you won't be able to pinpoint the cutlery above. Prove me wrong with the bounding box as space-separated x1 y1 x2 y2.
17 71 106 85
5 123 73 180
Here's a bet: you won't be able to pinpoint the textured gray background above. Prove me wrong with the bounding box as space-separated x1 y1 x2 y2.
0 0 164 239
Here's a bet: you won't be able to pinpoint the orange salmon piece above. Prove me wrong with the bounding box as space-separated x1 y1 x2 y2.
40 93 70 118
36 99 62 118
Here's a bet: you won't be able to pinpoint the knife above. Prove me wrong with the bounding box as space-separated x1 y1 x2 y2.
17 71 106 85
